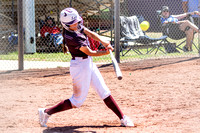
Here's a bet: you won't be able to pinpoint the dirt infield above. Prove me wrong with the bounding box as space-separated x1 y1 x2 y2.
1 57 200 133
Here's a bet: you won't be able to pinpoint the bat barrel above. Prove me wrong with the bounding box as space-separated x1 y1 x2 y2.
109 50 123 80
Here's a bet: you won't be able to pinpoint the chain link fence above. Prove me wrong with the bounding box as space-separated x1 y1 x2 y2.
119 0 200 62
0 0 199 70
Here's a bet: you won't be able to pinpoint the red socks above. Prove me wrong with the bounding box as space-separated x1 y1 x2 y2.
103 95 124 119
45 99 72 115
44 95 124 120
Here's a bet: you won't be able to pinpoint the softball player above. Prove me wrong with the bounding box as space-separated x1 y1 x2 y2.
38 7 134 127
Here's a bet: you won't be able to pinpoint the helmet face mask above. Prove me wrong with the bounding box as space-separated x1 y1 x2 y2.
60 8 82 30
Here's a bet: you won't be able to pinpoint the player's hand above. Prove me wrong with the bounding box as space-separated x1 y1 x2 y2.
106 44 114 51
104 49 110 55
103 44 114 55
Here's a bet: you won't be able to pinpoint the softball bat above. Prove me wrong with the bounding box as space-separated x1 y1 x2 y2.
109 49 123 80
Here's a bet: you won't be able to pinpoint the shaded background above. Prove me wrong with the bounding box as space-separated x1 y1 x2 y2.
124 0 183 32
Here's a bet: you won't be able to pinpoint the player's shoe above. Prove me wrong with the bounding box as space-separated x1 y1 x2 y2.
38 108 50 127
120 115 134 127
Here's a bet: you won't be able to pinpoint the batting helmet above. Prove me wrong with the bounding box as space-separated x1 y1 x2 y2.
60 8 82 30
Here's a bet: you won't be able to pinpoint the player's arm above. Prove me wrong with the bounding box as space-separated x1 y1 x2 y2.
83 27 113 51
172 11 199 20
172 13 188 20
79 46 109 56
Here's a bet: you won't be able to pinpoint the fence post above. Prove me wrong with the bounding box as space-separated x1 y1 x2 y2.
18 0 24 70
114 0 120 63
198 3 200 56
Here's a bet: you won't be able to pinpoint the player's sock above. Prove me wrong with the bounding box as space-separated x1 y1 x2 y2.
45 99 72 115
103 95 124 119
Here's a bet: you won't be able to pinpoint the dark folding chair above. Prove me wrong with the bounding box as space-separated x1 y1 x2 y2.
120 16 168 56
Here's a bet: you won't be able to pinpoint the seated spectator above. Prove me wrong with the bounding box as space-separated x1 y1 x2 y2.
160 6 200 51
40 16 63 47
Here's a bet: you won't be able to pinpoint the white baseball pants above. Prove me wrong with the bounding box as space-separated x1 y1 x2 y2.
69 56 111 108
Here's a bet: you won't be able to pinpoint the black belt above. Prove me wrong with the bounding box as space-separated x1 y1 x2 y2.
72 56 88 60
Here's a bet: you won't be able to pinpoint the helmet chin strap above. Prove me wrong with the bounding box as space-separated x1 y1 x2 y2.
61 22 70 30
61 22 80 32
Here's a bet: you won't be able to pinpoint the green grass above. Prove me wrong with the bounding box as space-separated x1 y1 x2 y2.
1 32 199 62
0 52 70 62
0 47 199 63
120 45 200 62
120 49 199 60
0 51 112 63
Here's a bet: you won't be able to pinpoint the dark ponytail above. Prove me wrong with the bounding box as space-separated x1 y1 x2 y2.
62 28 68 54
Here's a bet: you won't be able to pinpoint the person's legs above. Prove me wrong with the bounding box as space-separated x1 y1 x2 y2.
90 62 134 126
179 20 199 33
69 57 92 108
38 57 92 127
45 99 72 115
90 63 122 117
185 29 194 51
103 95 124 119
104 95 134 127
179 21 195 51
38 99 72 127
90 63 123 119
